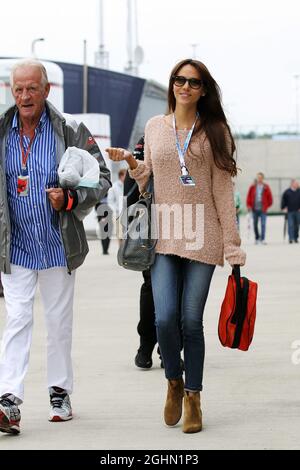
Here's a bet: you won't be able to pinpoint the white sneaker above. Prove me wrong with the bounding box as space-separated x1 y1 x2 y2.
48 387 72 422
0 394 21 434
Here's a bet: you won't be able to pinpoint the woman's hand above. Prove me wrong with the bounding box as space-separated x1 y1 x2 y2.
105 147 138 170
106 147 132 162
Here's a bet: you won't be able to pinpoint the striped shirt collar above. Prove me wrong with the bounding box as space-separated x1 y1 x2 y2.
11 107 48 133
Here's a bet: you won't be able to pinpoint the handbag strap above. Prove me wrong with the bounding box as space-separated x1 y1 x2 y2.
125 180 138 199
138 174 157 250
231 265 249 348
147 174 154 195
119 174 151 224
141 174 154 199
138 187 158 251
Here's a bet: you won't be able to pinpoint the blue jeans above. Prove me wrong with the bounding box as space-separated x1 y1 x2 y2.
253 210 267 241
287 212 300 242
151 254 215 392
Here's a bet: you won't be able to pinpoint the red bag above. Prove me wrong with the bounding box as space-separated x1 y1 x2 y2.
218 266 258 351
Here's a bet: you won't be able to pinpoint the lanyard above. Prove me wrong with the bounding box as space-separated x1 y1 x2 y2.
172 113 199 175
19 128 36 169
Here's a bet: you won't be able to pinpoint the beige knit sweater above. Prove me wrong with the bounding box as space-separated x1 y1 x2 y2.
129 115 246 267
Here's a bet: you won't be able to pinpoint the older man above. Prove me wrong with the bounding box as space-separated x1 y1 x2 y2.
0 59 111 434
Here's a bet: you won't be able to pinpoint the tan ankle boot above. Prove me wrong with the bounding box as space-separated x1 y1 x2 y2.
164 378 184 426
183 391 202 433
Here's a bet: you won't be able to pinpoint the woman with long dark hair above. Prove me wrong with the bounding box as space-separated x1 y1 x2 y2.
106 59 246 434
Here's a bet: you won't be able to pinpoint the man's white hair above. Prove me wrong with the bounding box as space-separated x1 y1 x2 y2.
10 59 49 88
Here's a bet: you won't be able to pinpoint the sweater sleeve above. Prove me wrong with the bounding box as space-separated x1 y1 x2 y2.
211 128 246 266
212 164 246 266
128 123 152 193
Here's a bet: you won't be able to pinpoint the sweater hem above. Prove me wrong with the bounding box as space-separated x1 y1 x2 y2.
154 249 224 267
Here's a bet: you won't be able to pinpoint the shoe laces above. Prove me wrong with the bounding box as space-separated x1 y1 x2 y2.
0 397 15 408
50 392 67 408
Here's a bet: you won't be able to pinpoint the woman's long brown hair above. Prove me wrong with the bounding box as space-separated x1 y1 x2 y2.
168 59 237 176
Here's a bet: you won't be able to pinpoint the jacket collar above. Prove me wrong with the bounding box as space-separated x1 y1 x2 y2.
45 100 66 138
0 100 66 138
11 108 48 133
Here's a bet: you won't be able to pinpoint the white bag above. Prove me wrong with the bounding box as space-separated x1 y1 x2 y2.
58 146 100 221
58 146 100 189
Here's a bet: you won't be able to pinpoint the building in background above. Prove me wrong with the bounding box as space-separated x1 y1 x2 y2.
4 57 300 213
54 61 167 163
0 57 168 177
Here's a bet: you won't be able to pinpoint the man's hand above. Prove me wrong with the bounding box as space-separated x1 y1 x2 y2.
46 188 65 211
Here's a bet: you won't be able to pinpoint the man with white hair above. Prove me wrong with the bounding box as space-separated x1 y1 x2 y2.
0 59 111 434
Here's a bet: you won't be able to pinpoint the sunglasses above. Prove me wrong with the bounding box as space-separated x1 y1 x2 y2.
172 75 203 90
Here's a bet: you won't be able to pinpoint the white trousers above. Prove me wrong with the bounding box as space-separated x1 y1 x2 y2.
0 265 76 403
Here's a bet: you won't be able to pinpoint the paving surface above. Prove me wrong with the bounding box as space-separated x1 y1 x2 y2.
0 215 299 450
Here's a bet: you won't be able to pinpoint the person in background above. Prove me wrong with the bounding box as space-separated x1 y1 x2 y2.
124 137 157 368
281 179 300 243
123 136 162 369
246 172 273 244
106 58 246 434
108 168 127 245
0 59 111 435
233 181 242 230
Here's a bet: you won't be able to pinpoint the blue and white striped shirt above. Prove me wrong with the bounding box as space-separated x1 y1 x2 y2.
5 109 66 270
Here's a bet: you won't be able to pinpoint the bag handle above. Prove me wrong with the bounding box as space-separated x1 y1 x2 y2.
125 180 138 199
231 264 242 325
231 264 249 349
232 265 242 291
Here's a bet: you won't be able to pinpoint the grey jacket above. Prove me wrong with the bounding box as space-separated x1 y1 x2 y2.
0 101 111 273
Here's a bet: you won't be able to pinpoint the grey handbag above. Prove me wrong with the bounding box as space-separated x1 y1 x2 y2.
117 176 157 271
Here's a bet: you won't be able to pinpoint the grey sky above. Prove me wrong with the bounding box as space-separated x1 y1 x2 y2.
1 0 299 132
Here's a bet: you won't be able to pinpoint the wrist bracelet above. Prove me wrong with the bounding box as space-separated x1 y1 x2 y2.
66 190 74 211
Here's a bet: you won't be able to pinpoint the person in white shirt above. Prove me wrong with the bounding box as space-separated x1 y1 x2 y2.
108 169 127 244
